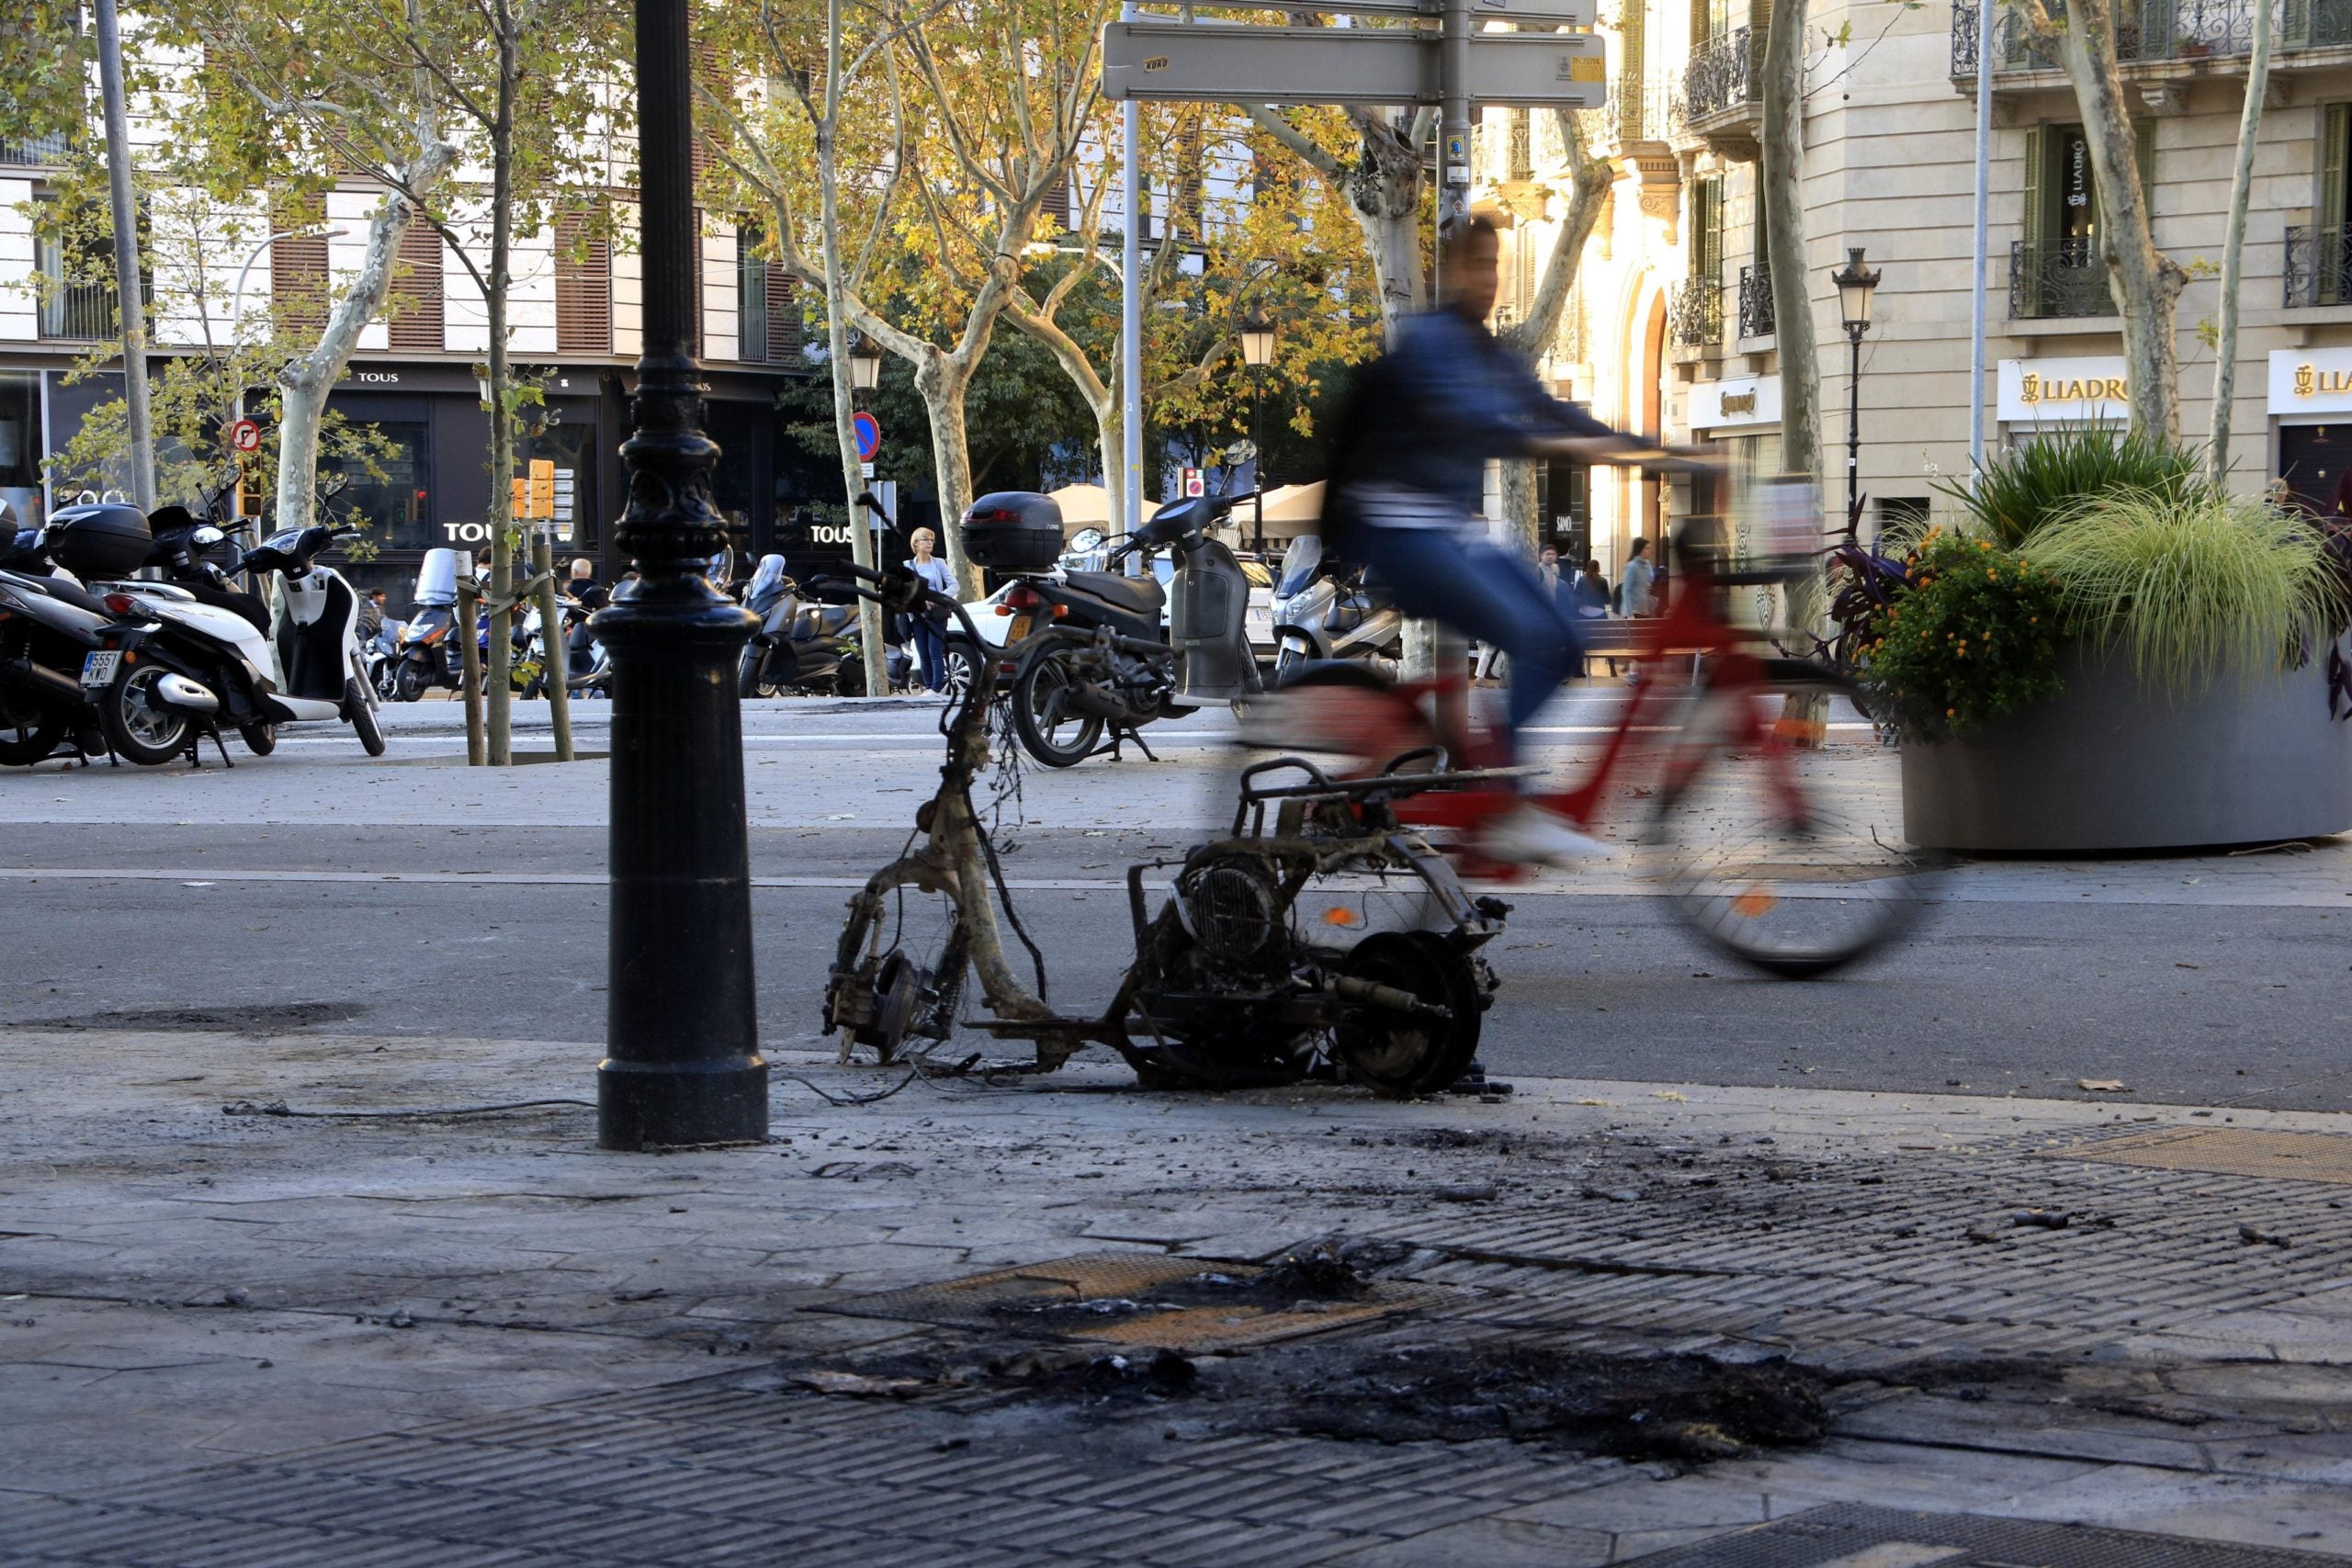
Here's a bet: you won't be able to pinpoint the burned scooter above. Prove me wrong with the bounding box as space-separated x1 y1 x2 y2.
814 525 1515 1099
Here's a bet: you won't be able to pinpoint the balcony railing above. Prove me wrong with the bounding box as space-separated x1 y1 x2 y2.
0 133 70 166
1737 264 1775 338
40 281 114 341
1669 277 1724 349
1953 0 2352 77
2285 223 2352 307
1683 28 1758 122
2010 237 2117 320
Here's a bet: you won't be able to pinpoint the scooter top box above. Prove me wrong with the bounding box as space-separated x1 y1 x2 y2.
46 502 153 579
960 491 1064 572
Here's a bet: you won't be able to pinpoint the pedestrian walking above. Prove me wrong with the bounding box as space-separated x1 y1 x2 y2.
904 528 956 693
1618 536 1657 617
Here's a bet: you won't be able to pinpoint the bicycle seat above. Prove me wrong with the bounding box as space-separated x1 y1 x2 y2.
1063 570 1165 614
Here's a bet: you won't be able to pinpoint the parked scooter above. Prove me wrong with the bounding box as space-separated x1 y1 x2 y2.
0 514 119 765
985 487 1263 767
71 504 388 763
737 552 912 697
390 549 468 702
1270 533 1403 679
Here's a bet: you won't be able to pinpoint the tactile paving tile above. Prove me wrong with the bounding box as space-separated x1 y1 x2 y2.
2035 1125 2352 1186
1620 1503 2345 1567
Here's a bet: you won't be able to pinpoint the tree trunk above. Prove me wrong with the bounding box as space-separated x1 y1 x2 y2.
486 198 515 762
1761 0 1827 735
2040 0 2184 439
2209 0 2271 483
915 357 983 600
273 147 454 532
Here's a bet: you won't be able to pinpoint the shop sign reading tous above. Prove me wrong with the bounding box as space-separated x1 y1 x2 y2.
1997 357 2129 423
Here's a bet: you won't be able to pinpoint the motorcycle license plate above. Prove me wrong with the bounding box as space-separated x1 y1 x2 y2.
79 650 119 688
1006 615 1034 642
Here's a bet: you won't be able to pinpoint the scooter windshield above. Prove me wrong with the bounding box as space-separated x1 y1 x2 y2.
1275 534 1322 599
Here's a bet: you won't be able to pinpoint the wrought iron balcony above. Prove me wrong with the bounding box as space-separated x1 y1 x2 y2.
1683 28 1758 123
1669 277 1724 350
1953 0 2352 78
1737 264 1775 339
2285 223 2352 307
2010 237 2117 320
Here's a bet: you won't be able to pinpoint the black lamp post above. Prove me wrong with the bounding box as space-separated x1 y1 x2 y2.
1831 247 1881 528
594 0 765 1149
1238 314 1275 553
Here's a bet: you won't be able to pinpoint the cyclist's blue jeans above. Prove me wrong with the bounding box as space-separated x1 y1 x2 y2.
1351 523 1582 763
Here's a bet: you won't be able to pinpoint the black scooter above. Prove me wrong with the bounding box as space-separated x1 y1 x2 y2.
987 488 1263 767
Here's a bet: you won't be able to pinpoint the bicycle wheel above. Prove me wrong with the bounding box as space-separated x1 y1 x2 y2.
1650 664 1943 978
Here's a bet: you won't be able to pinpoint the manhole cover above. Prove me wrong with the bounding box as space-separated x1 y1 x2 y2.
814 1249 1444 1350
2037 1126 2352 1186
1624 1503 2341 1566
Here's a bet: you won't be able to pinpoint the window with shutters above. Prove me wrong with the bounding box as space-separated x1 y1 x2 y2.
2013 122 2143 318
2303 105 2352 305
1691 176 1724 286
388 220 443 353
272 192 330 340
34 195 120 341
735 224 796 365
554 203 613 355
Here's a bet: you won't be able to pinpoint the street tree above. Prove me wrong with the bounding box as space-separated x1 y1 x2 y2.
702 0 1108 654
353 0 626 765
2010 0 2187 440
1493 108 1613 552
2208 0 2273 484
1242 98 1431 338
1001 108 1382 539
184 0 462 546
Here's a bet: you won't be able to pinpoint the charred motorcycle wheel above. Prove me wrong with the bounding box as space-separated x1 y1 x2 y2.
237 720 277 756
1330 930 1481 1099
1011 642 1105 767
100 662 195 766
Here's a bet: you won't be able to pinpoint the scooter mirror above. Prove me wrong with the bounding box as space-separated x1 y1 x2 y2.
1069 527 1106 553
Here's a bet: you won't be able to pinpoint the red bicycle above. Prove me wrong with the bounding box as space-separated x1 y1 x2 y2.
1265 523 1943 978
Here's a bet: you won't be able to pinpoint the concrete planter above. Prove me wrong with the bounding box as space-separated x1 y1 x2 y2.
1900 640 2352 852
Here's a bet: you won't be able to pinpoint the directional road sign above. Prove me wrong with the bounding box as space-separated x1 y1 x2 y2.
852 411 882 463
1305 0 1594 23
228 418 262 454
1102 21 1607 107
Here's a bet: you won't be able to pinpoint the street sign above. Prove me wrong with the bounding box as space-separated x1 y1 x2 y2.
853 412 882 462
860 459 876 479
228 418 261 454
1181 468 1206 498
1102 21 1606 106
1304 0 1595 23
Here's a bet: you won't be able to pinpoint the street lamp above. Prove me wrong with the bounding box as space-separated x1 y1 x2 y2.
594 0 765 1150
1831 246 1882 528
1238 313 1275 553
848 333 882 394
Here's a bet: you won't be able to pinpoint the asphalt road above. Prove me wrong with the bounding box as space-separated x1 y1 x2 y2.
1 697 2347 1111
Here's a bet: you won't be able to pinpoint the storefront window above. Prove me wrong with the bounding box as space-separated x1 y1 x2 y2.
320 421 432 551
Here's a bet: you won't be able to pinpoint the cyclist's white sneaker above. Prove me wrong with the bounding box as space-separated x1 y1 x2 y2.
1479 802 1615 865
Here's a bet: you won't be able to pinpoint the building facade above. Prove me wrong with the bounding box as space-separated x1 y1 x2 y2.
0 131 814 610
1471 0 2352 579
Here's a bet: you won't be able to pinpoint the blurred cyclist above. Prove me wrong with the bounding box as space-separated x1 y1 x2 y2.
1323 214 1693 863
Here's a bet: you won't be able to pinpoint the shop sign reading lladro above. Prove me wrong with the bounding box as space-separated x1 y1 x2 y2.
2269 348 2352 415
1997 357 2130 423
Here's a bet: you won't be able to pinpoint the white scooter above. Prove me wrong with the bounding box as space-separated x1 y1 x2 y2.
74 511 387 764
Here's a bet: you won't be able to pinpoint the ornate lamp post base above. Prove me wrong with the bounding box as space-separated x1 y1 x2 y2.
597 0 766 1150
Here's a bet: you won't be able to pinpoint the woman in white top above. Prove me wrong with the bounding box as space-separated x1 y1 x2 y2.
904 528 956 691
